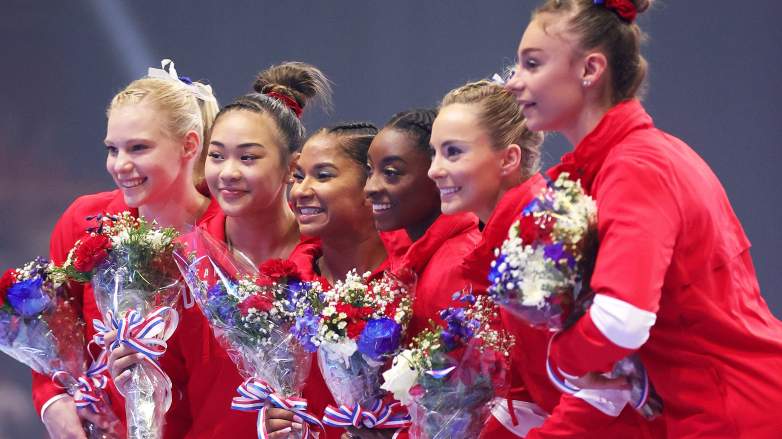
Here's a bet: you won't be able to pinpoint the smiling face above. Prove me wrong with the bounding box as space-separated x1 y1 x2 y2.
505 15 586 133
364 128 440 232
289 133 374 238
205 110 290 217
105 102 193 208
428 103 507 221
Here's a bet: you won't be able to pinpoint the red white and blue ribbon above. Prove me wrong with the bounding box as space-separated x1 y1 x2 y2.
231 378 324 439
544 336 650 410
322 399 411 430
91 306 178 406
52 369 109 413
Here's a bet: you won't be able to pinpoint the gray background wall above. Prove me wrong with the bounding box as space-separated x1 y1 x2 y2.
1 1 779 436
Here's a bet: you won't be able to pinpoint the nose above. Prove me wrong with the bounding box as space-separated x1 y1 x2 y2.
290 175 314 202
505 65 524 94
364 170 382 199
219 159 242 182
428 152 446 182
112 150 134 175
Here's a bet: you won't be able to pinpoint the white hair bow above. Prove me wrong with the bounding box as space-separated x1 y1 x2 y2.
147 58 216 103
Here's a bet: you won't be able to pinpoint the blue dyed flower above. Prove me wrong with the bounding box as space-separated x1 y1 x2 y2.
291 309 320 352
207 283 227 299
488 254 506 285
357 317 401 361
543 243 576 269
7 278 51 318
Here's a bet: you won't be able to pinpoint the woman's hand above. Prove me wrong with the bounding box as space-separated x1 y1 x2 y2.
264 403 305 438
41 396 87 439
105 330 145 389
341 428 398 438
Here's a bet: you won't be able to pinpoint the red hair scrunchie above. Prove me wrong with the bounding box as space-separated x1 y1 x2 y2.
265 91 303 118
595 0 638 23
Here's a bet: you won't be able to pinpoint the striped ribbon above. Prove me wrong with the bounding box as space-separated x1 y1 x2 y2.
425 366 456 379
231 378 324 439
52 369 109 412
92 307 178 405
322 399 411 430
544 335 650 410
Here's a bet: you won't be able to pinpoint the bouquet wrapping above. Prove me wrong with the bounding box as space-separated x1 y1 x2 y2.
487 172 662 419
382 294 513 439
0 258 122 438
175 228 325 438
308 269 414 433
59 213 183 439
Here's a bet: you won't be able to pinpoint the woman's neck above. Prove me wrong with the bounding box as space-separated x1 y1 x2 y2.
225 198 300 266
405 211 440 242
476 172 525 224
562 98 613 147
319 225 387 283
138 179 209 231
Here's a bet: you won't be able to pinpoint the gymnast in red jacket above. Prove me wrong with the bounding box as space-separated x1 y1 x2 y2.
505 0 782 437
35 60 221 439
364 108 481 337
429 79 658 438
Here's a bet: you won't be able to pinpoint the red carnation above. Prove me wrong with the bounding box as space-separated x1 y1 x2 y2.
0 269 16 307
238 294 274 316
254 276 276 288
72 234 112 273
519 213 555 245
347 320 367 339
336 303 373 321
260 259 300 283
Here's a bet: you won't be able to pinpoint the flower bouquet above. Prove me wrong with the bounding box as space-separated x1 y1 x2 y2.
57 212 183 439
308 269 414 434
174 229 326 438
0 258 122 438
382 293 513 438
487 172 662 419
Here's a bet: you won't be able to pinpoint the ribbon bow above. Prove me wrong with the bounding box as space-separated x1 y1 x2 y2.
52 369 109 413
232 378 324 439
92 307 179 408
323 399 411 430
147 58 217 103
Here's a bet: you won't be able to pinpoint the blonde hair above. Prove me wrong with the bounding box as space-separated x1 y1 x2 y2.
441 80 543 180
108 77 219 186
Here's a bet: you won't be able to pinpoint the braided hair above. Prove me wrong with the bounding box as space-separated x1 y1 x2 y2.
384 108 437 153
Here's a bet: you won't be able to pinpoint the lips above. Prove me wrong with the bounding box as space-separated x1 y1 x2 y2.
439 186 461 197
219 187 249 199
297 206 325 216
117 177 147 189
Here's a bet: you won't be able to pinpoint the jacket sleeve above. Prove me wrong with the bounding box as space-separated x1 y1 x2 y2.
33 206 85 416
525 394 636 439
550 155 680 377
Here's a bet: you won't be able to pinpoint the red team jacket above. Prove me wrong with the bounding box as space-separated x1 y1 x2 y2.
458 175 660 438
402 213 481 337
548 99 782 438
33 189 222 436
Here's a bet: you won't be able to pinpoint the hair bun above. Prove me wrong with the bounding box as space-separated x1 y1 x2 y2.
252 61 332 113
633 0 651 14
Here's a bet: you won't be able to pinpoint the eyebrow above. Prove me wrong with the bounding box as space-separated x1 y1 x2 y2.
209 141 267 149
104 137 154 146
380 155 406 166
520 48 543 58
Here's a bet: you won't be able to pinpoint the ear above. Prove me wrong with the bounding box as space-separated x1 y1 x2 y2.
182 130 202 160
499 144 522 177
582 51 609 87
286 152 300 184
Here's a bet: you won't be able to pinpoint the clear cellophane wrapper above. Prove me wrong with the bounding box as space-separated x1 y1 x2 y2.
407 339 508 439
91 246 182 439
317 341 385 410
174 229 315 438
0 262 123 438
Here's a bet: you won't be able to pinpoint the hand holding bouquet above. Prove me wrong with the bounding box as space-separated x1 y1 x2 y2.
58 212 183 439
487 172 662 419
382 293 513 439
0 258 122 438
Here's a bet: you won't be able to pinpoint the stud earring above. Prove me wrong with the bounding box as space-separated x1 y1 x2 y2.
582 79 592 88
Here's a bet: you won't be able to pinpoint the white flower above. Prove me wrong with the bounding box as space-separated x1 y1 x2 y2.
381 350 419 405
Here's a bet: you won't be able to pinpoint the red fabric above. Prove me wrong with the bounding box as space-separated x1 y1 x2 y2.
603 0 638 22
402 213 481 336
456 176 657 438
36 189 221 437
548 99 782 438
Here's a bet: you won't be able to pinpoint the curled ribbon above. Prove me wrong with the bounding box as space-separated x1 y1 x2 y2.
231 378 324 439
147 58 217 103
92 307 179 410
52 369 109 413
322 399 411 430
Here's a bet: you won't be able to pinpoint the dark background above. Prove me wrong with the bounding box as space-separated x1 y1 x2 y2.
1 1 780 436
